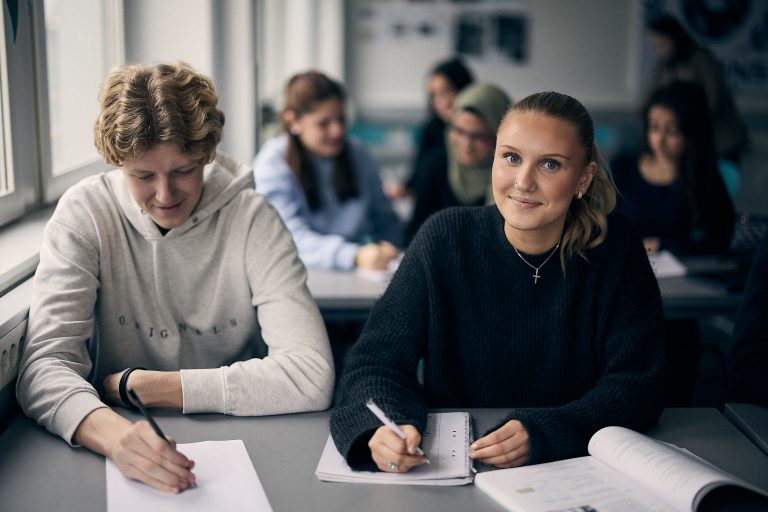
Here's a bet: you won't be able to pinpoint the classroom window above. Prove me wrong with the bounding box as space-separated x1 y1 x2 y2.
0 4 17 226
0 27 10 197
39 0 124 201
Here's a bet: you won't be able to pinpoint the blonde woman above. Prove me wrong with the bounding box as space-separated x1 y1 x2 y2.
17 62 333 493
330 92 664 473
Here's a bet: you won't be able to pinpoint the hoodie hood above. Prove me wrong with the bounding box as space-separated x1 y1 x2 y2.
106 152 253 240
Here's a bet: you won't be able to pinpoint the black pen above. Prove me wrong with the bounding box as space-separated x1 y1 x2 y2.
128 388 197 489
127 388 171 446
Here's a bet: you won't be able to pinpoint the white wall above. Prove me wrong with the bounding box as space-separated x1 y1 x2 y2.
346 0 644 114
124 0 256 164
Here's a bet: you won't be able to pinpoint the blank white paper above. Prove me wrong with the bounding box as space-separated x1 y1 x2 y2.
106 439 273 512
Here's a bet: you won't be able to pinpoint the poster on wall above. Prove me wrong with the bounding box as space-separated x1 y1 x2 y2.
353 2 448 45
455 7 528 64
643 0 768 105
352 0 528 65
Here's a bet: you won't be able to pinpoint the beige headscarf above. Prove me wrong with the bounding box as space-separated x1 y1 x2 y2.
447 82 512 204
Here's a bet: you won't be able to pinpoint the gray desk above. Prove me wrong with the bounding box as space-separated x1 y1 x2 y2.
1 408 767 512
658 256 743 319
308 257 742 321
725 403 768 457
307 270 387 321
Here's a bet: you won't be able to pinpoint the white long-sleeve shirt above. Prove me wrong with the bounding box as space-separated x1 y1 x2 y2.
16 153 334 444
253 135 403 270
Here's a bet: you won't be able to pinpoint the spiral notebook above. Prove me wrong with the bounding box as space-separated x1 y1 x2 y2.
315 412 475 486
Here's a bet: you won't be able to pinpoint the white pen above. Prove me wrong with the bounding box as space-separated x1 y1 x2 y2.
366 399 431 464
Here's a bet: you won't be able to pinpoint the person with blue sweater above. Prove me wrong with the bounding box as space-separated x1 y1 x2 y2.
330 92 665 472
253 70 403 271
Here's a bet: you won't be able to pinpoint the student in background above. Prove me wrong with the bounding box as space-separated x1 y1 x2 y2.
384 57 474 200
612 81 734 256
16 62 334 493
612 81 734 406
728 232 768 407
331 92 664 473
407 82 511 240
254 70 403 271
646 14 749 164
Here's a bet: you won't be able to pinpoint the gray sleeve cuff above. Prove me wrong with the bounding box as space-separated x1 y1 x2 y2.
180 367 227 414
55 391 108 447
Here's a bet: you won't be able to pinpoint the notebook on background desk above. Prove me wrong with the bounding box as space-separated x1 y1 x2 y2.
315 411 475 486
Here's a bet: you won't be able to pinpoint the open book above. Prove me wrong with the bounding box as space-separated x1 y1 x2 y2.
475 426 768 511
315 411 474 486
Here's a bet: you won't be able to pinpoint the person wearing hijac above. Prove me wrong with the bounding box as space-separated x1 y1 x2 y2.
16 62 334 494
407 82 511 241
253 70 403 271
330 91 665 473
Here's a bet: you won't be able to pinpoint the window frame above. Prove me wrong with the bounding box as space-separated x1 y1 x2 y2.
0 1 39 228
34 0 125 203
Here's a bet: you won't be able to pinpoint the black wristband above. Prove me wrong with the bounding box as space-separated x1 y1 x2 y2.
118 367 147 410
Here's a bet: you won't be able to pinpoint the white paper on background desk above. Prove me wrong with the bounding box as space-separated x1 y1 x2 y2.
648 250 687 278
106 440 273 512
355 252 403 282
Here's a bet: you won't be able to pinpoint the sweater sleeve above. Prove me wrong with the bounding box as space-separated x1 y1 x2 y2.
16 209 107 446
493 227 665 464
329 238 431 470
252 140 359 270
728 233 768 406
180 201 335 415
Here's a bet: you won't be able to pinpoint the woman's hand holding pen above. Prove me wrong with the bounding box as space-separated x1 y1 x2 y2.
368 424 428 473
469 419 530 468
355 241 400 270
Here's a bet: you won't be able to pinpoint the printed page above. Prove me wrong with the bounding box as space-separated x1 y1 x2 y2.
315 412 473 485
588 426 753 510
107 440 273 512
475 456 675 512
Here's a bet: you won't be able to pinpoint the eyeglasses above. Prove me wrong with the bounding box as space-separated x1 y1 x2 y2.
449 124 494 145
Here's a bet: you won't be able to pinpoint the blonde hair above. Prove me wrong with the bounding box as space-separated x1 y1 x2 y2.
93 61 224 166
504 91 617 268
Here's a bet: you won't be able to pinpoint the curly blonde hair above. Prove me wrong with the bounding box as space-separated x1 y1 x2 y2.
93 61 224 166
505 91 617 269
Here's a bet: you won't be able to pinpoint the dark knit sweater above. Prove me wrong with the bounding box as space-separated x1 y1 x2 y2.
330 205 665 470
406 147 483 242
728 233 768 407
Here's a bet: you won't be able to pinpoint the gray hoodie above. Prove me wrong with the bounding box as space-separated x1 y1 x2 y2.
16 153 334 444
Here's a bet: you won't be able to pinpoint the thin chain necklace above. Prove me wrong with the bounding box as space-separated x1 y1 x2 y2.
513 242 560 284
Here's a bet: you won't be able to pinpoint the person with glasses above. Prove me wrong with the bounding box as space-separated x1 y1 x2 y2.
407 82 511 241
383 57 474 200
331 91 664 473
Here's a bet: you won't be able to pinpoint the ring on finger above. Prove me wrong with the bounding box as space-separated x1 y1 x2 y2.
387 462 399 472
